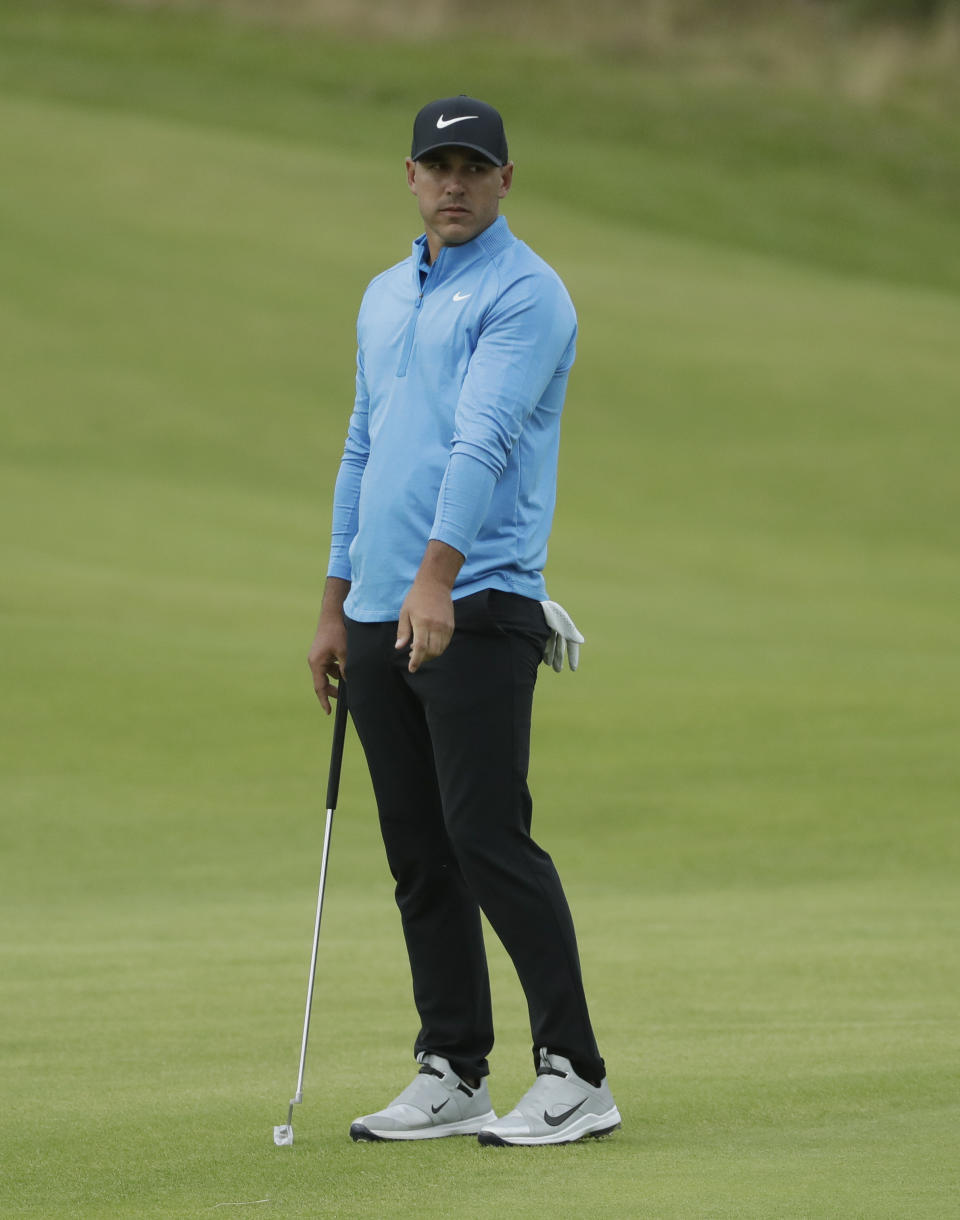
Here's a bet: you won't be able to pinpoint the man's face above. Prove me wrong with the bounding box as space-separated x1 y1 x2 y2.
406 147 514 261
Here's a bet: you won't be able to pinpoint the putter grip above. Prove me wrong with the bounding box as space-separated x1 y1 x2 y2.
325 678 349 811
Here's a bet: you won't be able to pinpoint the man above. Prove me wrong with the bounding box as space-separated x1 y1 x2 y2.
308 95 620 1147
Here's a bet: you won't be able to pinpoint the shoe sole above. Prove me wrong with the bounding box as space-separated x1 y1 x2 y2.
477 1108 622 1148
350 1110 497 1142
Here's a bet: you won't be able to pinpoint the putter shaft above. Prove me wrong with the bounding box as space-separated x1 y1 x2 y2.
291 805 335 1103
276 682 348 1141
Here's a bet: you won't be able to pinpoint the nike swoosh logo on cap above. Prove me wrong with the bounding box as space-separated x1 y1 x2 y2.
543 1098 587 1127
436 114 478 129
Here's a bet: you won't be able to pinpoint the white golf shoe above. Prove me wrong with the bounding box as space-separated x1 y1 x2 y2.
349 1052 496 1141
478 1048 621 1146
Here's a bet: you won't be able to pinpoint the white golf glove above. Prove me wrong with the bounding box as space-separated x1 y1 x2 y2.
540 600 584 672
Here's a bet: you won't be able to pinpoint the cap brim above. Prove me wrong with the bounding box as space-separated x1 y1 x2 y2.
412 141 504 166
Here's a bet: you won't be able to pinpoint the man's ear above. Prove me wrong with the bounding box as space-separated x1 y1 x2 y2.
405 157 418 195
498 161 515 199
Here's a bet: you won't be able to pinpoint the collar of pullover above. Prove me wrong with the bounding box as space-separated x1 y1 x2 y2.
413 215 513 290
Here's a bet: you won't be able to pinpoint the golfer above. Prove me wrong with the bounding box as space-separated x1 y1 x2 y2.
308 95 620 1147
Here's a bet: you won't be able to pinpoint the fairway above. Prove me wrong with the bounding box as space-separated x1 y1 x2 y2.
2 3 959 1216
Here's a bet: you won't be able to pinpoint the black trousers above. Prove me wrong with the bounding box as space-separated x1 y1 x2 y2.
345 588 604 1084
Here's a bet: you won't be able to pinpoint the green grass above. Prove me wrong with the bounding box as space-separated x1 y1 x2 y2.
1 2 958 1216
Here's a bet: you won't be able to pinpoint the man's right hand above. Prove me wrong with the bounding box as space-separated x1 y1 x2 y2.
308 578 350 714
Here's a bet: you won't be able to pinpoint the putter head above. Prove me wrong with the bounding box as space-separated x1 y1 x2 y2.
273 1124 294 1146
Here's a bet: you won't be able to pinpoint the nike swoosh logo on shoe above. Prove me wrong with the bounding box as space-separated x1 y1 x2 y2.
543 1098 587 1127
431 1100 450 1114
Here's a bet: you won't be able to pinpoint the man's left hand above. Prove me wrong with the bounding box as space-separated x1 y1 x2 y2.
397 539 464 672
396 578 455 672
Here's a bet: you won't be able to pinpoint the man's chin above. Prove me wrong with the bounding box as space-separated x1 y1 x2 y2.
436 216 477 244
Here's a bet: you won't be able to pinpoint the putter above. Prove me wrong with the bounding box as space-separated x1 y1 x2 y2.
274 677 349 1147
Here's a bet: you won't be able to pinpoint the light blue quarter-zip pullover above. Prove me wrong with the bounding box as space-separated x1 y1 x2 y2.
327 215 577 622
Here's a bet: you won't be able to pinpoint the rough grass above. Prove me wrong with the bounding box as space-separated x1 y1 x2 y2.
111 0 960 109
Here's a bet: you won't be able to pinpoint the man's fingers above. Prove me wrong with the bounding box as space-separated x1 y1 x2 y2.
312 673 330 715
407 625 453 673
314 673 336 715
408 631 426 673
408 623 436 673
309 657 344 715
308 608 349 710
395 608 412 651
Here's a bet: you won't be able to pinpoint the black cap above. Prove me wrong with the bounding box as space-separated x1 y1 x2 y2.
411 96 509 166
